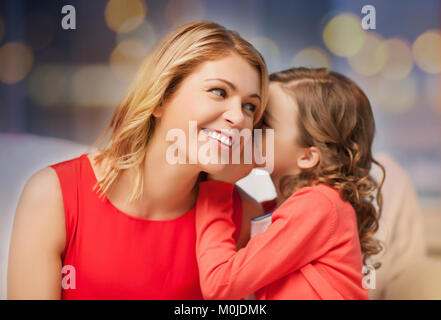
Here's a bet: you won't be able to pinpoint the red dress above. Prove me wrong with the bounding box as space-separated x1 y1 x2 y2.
50 154 242 299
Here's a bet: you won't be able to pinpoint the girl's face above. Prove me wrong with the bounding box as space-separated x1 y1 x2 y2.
262 83 304 180
153 52 262 174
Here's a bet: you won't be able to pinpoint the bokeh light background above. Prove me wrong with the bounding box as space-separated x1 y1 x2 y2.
0 0 440 208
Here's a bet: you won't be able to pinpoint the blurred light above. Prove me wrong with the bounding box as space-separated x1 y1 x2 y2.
28 65 70 108
28 64 127 108
165 0 205 26
71 65 126 108
413 30 441 74
322 13 366 57
348 33 388 76
0 41 33 84
425 76 441 113
24 12 56 50
0 17 5 43
348 75 381 110
375 76 417 113
114 38 149 59
116 20 157 53
250 36 280 72
105 0 147 33
379 38 413 80
109 40 146 81
292 47 331 69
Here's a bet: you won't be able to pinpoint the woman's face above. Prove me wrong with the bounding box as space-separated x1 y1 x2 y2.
261 83 304 180
154 52 262 174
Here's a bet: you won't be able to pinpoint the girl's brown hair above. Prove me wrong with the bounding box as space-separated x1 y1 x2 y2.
269 67 385 269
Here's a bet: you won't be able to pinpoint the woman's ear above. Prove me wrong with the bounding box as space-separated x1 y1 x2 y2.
297 146 320 170
152 105 163 118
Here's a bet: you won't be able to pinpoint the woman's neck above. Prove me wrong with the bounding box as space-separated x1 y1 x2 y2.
141 139 201 219
97 140 201 221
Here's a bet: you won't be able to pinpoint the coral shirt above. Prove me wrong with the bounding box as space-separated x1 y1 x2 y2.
50 154 242 299
195 180 369 300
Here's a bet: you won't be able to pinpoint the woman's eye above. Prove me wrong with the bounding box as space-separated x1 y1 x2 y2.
243 103 256 113
210 88 226 98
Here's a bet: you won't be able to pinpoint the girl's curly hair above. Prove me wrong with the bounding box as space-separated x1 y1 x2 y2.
269 67 385 269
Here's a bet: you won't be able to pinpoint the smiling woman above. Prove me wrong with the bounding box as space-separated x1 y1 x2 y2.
7 21 268 299
149 52 264 177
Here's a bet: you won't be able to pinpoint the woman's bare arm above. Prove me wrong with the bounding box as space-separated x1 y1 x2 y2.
7 167 66 299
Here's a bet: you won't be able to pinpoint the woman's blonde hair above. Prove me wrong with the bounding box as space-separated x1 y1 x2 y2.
269 67 385 269
93 21 268 202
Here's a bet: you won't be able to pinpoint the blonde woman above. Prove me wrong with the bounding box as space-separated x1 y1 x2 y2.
7 21 268 299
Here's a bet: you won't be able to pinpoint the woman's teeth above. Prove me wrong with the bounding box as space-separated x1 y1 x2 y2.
203 129 232 147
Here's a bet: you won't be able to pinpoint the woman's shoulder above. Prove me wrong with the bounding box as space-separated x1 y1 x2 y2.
50 153 88 175
14 153 93 250
19 162 69 218
49 153 97 191
22 166 62 202
13 166 66 252
19 153 91 221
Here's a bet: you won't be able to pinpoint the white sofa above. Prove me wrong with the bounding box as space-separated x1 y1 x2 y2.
1 133 440 299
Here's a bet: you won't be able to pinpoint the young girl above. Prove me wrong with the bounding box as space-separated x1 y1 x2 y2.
195 67 385 300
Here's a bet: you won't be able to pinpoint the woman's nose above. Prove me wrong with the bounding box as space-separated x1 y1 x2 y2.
223 99 244 127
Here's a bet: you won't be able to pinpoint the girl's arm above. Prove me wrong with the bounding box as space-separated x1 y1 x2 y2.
7 167 66 299
196 180 338 300
235 185 264 250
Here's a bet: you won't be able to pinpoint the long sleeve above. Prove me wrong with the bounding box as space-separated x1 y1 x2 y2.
195 180 340 300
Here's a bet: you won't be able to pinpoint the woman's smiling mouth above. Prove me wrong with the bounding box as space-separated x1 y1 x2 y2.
201 128 233 147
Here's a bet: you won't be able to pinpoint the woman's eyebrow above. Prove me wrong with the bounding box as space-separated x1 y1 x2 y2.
205 78 261 102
